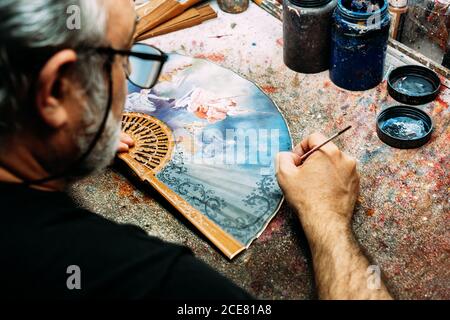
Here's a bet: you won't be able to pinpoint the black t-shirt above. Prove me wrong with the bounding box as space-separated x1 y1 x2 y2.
0 183 252 299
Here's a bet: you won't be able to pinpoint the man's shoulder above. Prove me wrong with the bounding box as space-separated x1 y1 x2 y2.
1 195 193 298
40 204 193 273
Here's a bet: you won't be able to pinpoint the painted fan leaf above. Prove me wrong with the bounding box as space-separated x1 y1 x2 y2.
123 53 292 257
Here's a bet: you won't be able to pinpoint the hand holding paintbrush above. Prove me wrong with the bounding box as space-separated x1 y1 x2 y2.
297 126 352 163
276 128 391 300
277 125 358 230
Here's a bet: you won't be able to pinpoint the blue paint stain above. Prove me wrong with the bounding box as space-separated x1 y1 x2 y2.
348 0 381 12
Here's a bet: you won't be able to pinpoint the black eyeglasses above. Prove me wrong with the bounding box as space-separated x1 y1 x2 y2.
98 43 168 89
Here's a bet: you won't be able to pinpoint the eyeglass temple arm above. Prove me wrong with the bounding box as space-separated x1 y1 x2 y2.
97 47 167 62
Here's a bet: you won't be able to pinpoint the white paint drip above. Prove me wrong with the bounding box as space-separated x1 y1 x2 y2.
287 5 301 18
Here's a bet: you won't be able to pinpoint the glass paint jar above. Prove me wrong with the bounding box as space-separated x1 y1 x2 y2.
217 0 249 14
283 0 337 73
330 0 391 91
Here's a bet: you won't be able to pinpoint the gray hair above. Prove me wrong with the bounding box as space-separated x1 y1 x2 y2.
0 0 108 137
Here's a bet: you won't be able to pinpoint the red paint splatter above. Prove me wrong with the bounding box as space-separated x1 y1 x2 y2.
392 264 402 275
117 181 141 204
194 53 225 63
335 116 344 126
118 183 134 198
113 174 141 204
261 85 278 94
276 38 283 47
324 81 332 88
433 96 449 114
439 77 447 91
258 214 284 242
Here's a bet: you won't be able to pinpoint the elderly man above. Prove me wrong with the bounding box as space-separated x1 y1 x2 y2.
0 0 391 299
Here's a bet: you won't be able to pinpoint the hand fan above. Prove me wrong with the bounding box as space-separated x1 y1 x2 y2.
120 53 292 259
118 112 244 257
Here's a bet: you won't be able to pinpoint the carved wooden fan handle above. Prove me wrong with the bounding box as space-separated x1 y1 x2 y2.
145 175 245 259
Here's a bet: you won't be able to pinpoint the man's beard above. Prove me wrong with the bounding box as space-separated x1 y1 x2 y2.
68 105 122 181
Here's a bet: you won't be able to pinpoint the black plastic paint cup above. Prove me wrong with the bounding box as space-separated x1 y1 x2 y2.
376 105 433 149
387 65 441 105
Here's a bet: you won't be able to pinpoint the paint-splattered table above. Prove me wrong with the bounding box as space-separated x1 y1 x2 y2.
70 3 449 299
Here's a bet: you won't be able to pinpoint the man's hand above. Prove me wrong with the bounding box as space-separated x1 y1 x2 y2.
117 132 134 153
276 132 359 232
276 132 392 300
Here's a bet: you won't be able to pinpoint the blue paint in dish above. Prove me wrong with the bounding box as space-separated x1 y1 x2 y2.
381 116 428 140
391 75 435 97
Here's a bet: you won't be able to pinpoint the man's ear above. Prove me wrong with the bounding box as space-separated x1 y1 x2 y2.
35 49 78 129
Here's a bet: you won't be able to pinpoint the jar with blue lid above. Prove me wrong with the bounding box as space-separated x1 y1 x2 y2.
330 0 391 91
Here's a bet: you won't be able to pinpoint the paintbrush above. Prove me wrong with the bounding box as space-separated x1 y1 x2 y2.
298 125 352 162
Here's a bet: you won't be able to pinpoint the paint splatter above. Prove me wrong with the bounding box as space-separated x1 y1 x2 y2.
291 74 300 87
209 34 232 39
194 53 225 63
369 103 378 113
276 38 283 47
433 96 449 114
261 85 278 94
115 177 141 204
257 214 284 242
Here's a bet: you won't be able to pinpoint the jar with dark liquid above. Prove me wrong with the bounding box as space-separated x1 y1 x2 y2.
329 0 391 91
283 0 337 74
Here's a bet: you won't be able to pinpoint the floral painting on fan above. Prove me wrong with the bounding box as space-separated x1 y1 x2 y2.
124 53 292 256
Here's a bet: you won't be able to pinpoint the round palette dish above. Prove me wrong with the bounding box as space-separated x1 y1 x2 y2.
376 105 433 149
387 65 441 105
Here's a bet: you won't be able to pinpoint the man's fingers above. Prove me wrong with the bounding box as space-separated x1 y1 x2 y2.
342 153 358 173
300 132 340 155
117 142 130 153
276 152 302 175
120 132 135 147
293 143 306 157
117 132 134 153
300 132 327 151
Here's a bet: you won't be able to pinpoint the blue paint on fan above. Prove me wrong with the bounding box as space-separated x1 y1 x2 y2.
126 54 292 246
